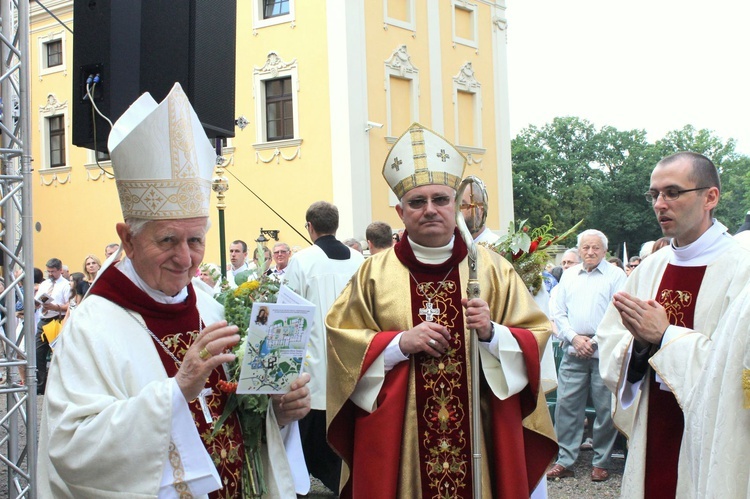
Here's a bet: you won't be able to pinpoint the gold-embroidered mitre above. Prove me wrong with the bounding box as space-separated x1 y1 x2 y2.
107 82 214 220
382 122 466 199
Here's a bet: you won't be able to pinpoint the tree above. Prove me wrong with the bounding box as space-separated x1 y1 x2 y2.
653 125 749 231
511 120 750 256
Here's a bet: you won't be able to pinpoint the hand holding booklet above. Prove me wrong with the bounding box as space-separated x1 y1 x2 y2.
236 285 315 394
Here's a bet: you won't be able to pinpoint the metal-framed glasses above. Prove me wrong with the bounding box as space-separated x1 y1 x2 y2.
405 195 452 209
644 187 709 204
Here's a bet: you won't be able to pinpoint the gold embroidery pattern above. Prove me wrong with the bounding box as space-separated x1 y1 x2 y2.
743 369 750 409
416 278 471 498
169 89 199 180
658 289 693 327
116 179 211 219
161 330 244 497
168 441 194 498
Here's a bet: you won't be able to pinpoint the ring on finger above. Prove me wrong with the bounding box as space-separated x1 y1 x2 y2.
199 347 213 360
428 338 437 348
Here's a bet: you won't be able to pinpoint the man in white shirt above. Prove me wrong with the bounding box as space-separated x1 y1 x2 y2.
226 240 249 288
269 242 291 278
34 257 70 395
547 230 626 482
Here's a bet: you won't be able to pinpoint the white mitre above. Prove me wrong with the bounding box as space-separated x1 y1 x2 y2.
107 82 214 220
382 122 466 199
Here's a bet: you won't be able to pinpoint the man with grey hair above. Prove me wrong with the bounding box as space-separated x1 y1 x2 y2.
365 221 393 255
547 229 626 482
560 248 581 270
104 243 120 260
343 237 363 253
269 241 292 278
285 200 364 493
38 83 311 497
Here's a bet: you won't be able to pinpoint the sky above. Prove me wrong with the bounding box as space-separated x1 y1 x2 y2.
505 0 750 155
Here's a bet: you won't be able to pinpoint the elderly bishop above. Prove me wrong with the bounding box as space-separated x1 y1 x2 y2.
37 84 311 498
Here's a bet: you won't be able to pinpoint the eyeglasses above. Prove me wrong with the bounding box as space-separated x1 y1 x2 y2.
644 187 709 204
304 222 310 230
405 195 452 210
272 250 289 255
561 260 578 266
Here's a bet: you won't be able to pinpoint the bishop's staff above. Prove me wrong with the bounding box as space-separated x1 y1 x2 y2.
455 175 487 499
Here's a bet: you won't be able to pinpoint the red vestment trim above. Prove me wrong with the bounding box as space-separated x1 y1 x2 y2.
644 264 706 499
328 232 555 498
91 265 244 498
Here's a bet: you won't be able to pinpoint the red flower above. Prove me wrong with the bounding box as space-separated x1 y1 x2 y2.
529 240 539 253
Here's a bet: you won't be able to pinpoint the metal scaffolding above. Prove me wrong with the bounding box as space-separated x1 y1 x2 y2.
0 0 36 497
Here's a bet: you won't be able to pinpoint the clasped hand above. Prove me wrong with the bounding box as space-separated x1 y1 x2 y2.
612 291 670 345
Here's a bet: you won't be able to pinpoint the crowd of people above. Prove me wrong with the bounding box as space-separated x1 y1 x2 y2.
26 84 748 498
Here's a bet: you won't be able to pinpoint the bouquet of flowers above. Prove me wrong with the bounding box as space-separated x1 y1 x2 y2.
489 215 582 295
213 267 281 497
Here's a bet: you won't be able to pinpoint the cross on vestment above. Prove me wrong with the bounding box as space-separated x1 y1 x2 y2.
391 157 402 171
436 149 450 162
419 301 441 322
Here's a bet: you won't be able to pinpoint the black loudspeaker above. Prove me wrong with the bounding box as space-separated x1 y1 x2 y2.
72 0 236 152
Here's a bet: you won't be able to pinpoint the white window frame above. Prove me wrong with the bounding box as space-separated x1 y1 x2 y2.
38 30 67 77
451 0 479 50
452 62 483 149
383 0 416 32
384 45 419 141
38 94 70 171
253 52 301 149
252 0 295 30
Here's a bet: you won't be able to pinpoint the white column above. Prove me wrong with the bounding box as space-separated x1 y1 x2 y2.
491 2 514 234
427 1 444 134
326 0 371 239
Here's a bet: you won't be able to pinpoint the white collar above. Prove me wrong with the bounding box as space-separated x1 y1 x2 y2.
669 220 735 266
408 235 455 265
116 257 189 304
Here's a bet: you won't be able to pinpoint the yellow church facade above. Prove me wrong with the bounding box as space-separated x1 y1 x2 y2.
29 0 514 269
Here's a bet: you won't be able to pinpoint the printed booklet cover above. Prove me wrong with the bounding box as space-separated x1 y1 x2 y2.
236 285 315 394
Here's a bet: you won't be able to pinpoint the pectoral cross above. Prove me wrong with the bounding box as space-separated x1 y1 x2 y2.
419 301 441 322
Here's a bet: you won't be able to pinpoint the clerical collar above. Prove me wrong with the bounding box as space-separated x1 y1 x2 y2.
408 235 455 265
116 257 189 304
670 219 734 267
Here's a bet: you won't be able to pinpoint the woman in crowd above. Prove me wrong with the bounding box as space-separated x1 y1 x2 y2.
61 273 90 329
82 254 101 283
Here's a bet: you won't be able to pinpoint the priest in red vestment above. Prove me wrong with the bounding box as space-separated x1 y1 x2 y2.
326 123 557 498
37 83 311 498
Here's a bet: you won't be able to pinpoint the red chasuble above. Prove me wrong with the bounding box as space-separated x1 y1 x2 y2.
332 231 550 498
91 266 244 499
644 264 706 499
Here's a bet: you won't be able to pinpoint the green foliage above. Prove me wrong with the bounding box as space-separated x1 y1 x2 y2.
511 118 750 255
